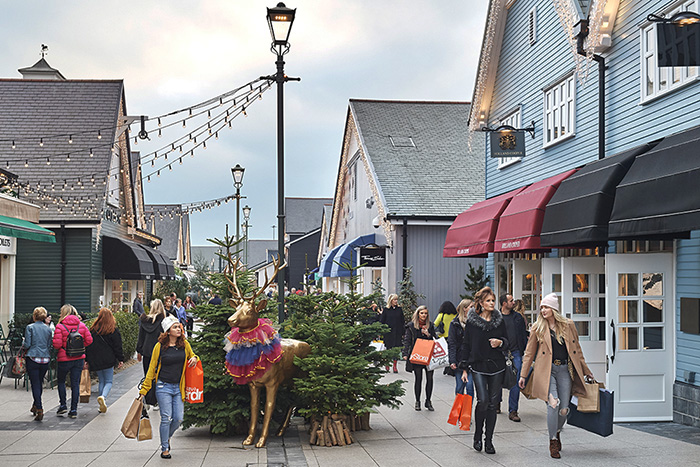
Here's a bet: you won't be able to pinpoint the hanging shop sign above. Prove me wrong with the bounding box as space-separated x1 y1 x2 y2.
359 246 386 267
482 122 535 159
0 236 16 255
656 22 700 67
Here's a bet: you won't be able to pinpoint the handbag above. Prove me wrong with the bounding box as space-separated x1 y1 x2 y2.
568 389 614 437
520 367 536 399
501 350 518 389
137 408 152 441
139 377 158 406
576 378 604 413
10 353 27 378
435 314 445 335
185 360 204 404
121 397 144 439
79 368 91 403
427 337 449 371
409 338 435 366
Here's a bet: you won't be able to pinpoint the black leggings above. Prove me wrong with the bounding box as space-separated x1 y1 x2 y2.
413 366 434 402
472 371 504 442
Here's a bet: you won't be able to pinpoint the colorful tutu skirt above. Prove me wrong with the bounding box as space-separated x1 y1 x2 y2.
224 318 283 384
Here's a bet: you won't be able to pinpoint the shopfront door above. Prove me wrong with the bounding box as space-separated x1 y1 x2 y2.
605 253 674 421
513 260 541 327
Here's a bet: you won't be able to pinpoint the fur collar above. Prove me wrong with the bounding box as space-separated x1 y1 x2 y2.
466 308 503 331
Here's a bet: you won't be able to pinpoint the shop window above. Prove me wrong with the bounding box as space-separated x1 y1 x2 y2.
616 240 673 253
543 74 575 147
641 0 699 102
616 272 666 352
110 280 133 312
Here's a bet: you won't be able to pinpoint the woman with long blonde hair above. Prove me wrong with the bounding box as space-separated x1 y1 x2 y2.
402 305 437 411
379 293 404 373
85 308 124 413
137 298 167 376
448 299 474 398
458 287 508 454
518 293 594 459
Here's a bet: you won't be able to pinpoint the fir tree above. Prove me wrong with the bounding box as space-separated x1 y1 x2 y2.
397 266 425 321
460 264 491 300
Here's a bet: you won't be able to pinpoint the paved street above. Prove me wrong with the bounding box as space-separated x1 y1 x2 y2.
1 363 700 467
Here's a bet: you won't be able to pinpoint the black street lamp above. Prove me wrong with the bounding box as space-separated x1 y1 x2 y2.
265 2 299 324
231 164 245 243
242 204 252 264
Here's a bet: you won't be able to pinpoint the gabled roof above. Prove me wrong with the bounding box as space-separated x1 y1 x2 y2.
145 204 190 263
0 78 124 221
18 58 66 80
349 99 484 217
285 197 332 235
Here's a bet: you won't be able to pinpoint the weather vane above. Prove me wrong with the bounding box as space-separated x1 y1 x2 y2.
41 44 48 58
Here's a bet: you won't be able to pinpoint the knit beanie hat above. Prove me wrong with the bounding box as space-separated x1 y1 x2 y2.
161 315 180 333
540 293 560 312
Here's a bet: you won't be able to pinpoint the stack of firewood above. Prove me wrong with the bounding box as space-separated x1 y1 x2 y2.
308 413 370 446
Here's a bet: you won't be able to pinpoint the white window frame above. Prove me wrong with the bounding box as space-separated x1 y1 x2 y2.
498 109 522 169
640 0 699 103
543 74 576 147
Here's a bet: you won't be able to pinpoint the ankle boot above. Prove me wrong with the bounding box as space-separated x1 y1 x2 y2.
484 439 495 454
34 409 44 421
414 401 421 411
30 405 37 415
549 439 561 459
555 431 561 451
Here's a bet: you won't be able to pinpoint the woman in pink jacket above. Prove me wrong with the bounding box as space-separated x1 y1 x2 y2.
53 304 93 419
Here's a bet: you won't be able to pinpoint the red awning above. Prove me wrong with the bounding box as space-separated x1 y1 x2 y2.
443 187 526 257
494 169 578 252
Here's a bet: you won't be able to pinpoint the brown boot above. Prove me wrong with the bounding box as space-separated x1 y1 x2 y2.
549 439 561 459
555 431 561 451
30 405 37 415
34 409 44 421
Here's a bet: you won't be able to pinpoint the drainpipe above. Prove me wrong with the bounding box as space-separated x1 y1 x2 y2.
402 218 408 280
60 223 66 305
576 19 606 160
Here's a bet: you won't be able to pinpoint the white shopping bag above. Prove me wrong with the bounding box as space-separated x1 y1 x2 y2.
427 337 449 371
370 341 386 351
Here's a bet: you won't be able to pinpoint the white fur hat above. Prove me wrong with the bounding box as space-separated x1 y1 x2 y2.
540 293 560 312
161 315 180 333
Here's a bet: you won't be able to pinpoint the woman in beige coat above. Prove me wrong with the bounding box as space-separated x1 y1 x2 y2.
518 293 594 459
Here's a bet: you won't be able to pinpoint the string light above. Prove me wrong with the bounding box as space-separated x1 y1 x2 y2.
97 130 102 139
68 135 73 144
40 138 44 147
12 140 16 149
90 148 94 157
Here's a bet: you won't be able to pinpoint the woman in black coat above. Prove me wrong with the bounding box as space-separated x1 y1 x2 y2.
403 306 437 411
85 308 124 413
447 299 475 398
137 299 166 376
379 293 404 373
459 287 509 455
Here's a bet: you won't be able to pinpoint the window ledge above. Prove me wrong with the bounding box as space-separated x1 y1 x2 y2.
543 132 576 149
498 158 522 170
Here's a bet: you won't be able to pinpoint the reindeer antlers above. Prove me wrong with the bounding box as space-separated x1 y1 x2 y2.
222 252 286 305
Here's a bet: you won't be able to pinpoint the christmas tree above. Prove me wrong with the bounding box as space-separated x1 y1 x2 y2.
460 264 491 300
397 266 425 321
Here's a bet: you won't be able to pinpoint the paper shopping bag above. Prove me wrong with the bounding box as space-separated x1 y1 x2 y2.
427 337 449 371
577 380 601 413
458 394 473 431
409 339 435 366
447 393 465 426
79 369 91 403
137 408 152 441
121 397 144 439
185 360 204 404
520 367 536 400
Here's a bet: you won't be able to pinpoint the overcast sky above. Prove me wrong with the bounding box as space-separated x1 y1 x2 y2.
2 0 489 245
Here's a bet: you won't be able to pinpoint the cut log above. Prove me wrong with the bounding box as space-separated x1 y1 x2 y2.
316 430 324 446
333 421 345 446
343 425 353 445
309 421 319 445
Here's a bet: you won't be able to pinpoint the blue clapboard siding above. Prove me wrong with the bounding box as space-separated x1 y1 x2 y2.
676 232 700 385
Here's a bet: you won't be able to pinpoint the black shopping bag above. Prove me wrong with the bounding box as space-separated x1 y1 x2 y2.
567 389 614 437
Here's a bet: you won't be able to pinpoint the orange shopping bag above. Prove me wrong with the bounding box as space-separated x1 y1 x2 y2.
185 360 204 404
409 339 435 366
447 393 465 426
458 394 473 431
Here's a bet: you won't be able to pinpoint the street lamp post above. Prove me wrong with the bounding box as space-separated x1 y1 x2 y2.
242 204 252 264
231 164 245 243
265 2 298 324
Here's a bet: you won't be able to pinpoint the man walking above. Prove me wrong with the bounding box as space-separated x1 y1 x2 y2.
133 291 145 316
500 293 527 422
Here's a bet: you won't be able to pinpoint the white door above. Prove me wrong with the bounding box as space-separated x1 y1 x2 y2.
542 258 561 296
562 257 606 382
605 253 674 421
513 260 541 328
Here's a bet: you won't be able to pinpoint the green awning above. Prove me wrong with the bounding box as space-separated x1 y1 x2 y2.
0 215 56 243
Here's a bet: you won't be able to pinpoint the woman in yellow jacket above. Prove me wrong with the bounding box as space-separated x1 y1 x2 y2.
139 315 198 459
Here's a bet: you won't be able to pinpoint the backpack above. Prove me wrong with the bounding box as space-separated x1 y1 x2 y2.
62 323 85 357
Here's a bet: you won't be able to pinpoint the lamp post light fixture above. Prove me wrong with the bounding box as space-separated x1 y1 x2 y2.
242 204 252 264
231 164 245 243
265 2 299 324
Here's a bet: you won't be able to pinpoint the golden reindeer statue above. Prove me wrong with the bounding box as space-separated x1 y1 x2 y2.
223 256 311 448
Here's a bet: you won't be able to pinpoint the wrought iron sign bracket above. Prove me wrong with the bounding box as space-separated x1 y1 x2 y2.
481 121 536 139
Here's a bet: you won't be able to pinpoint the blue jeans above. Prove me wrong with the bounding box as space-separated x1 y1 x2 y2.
155 381 184 452
26 358 49 410
96 368 114 399
508 350 523 413
455 370 474 397
57 359 84 412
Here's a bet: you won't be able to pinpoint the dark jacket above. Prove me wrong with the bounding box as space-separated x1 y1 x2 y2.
136 314 164 358
458 308 509 374
53 315 93 362
402 321 437 371
379 306 405 349
132 297 145 316
502 310 527 353
85 329 125 371
447 317 465 366
23 321 53 360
